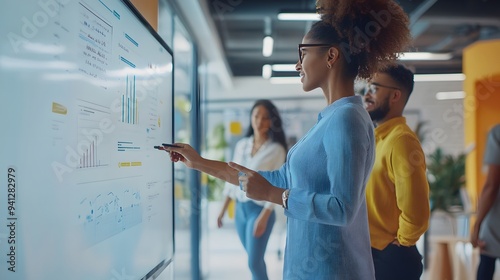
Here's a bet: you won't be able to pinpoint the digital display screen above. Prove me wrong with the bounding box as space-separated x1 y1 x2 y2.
0 0 174 279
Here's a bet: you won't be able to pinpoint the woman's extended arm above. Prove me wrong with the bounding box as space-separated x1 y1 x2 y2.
163 143 240 186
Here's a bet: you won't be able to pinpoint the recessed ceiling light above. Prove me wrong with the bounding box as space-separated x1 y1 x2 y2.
269 77 301 84
262 64 272 79
435 91 465 100
268 66 465 83
399 52 452 61
272 64 297 72
414 73 465 82
262 36 274 57
277 13 320 21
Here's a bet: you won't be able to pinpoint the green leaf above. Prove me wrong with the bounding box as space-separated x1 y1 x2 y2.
427 147 466 212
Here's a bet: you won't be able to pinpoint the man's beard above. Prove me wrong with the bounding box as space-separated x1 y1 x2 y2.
368 97 390 123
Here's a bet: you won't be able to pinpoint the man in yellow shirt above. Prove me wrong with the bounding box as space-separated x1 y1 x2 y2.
363 64 430 280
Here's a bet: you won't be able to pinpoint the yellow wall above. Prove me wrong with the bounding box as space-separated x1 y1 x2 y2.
130 0 158 31
463 40 500 207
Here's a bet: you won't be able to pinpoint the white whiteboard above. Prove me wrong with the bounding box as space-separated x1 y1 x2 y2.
0 0 174 279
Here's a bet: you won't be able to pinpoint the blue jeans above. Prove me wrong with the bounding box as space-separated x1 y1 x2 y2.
477 254 498 280
235 201 276 280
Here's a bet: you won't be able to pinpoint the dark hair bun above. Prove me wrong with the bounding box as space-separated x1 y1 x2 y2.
316 0 412 78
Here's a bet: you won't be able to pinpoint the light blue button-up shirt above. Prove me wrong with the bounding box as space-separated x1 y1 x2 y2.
260 96 376 279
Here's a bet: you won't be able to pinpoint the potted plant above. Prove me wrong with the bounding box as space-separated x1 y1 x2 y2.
203 123 228 201
427 147 466 213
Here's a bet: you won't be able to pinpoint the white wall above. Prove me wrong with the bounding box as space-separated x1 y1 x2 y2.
406 80 465 156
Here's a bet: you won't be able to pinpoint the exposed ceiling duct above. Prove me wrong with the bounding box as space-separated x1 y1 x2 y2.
205 0 500 77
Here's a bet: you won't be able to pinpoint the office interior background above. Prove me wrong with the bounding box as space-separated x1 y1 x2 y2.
2 0 500 279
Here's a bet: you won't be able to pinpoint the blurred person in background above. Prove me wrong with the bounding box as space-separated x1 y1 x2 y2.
471 124 500 280
217 99 287 280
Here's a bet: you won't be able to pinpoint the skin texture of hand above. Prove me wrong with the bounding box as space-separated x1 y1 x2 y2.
471 229 486 249
470 164 500 251
391 240 401 247
471 226 479 248
471 226 486 249
217 211 225 228
217 197 232 228
160 143 201 168
162 143 240 185
228 162 283 205
253 209 271 237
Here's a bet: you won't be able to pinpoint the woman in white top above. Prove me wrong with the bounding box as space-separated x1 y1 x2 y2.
217 99 287 280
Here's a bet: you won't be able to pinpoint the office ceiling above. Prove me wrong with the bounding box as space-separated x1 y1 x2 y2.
206 0 500 77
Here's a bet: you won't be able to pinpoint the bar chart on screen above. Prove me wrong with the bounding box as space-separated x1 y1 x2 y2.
77 99 112 169
121 74 139 125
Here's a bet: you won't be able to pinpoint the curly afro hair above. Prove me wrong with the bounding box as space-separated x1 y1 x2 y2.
312 0 412 79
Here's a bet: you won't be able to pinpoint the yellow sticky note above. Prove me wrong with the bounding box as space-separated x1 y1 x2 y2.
229 121 242 135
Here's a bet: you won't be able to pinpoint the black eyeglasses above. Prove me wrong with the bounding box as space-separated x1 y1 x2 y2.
298 44 334 63
363 82 401 95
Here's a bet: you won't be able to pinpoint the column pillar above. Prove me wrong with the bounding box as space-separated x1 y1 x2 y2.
463 40 500 207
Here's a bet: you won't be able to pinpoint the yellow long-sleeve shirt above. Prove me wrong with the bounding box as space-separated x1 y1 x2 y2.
366 116 430 250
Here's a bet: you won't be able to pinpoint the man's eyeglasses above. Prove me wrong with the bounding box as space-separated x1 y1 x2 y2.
363 83 401 95
298 44 334 64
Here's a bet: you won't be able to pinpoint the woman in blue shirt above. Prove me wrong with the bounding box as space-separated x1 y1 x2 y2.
162 1 412 278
